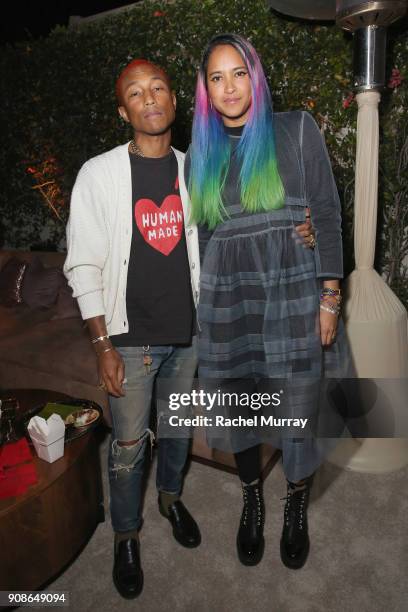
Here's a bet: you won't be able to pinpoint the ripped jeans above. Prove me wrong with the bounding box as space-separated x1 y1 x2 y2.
108 338 198 533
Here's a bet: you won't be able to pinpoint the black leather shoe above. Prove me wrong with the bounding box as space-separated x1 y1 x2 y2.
112 538 144 599
237 482 265 566
159 499 201 548
280 480 310 569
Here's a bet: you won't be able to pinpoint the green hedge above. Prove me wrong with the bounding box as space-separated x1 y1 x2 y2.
0 0 407 303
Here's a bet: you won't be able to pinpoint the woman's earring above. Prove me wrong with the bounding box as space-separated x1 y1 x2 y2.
210 100 213 110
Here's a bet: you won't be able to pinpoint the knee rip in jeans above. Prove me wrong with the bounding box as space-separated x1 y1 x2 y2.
110 429 155 475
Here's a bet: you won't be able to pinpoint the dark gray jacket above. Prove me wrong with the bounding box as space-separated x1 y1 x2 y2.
186 110 343 279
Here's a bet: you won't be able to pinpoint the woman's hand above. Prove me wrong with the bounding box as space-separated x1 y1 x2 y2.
319 282 341 346
97 348 126 397
320 303 339 346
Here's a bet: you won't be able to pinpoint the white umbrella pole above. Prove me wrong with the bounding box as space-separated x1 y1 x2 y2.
328 91 408 473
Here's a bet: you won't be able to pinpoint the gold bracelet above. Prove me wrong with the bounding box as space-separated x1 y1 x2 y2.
321 288 341 297
91 334 110 344
96 346 114 357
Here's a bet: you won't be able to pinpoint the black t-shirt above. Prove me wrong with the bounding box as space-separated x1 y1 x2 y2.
112 151 194 347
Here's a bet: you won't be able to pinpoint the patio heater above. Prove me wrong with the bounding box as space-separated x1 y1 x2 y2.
267 0 408 472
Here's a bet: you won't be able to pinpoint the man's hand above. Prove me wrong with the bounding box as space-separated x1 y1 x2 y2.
294 207 316 249
98 348 126 397
86 315 125 397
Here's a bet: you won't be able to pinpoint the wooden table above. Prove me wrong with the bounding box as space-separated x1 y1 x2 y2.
0 389 105 591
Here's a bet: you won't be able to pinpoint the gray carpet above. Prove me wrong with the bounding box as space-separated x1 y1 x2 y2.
46 433 408 612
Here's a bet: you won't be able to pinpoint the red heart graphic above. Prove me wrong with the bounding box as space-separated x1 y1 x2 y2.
135 195 184 256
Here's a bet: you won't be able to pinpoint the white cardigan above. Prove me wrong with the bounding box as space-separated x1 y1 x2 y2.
63 143 200 337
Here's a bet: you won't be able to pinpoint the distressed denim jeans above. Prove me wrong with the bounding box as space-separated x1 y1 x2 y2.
108 337 198 533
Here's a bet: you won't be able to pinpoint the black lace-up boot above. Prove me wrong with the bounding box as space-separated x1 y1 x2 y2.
236 481 265 566
280 478 311 569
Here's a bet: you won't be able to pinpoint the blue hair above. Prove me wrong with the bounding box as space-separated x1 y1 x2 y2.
189 33 285 229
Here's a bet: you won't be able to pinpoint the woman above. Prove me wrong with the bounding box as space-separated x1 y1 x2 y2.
186 34 350 569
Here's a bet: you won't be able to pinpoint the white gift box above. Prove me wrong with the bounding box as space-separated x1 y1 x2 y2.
28 413 65 463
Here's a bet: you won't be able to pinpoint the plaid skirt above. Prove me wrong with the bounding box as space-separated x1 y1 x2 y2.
197 204 352 481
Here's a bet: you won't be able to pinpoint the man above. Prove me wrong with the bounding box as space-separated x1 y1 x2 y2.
64 58 315 599
64 59 201 599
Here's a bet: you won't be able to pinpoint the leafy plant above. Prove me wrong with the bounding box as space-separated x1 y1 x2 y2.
0 0 406 303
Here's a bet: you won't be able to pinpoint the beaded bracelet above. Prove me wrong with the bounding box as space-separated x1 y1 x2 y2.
320 303 341 315
320 290 342 304
321 288 341 297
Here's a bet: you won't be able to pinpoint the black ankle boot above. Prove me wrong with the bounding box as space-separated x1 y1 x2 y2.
280 479 311 569
237 481 265 566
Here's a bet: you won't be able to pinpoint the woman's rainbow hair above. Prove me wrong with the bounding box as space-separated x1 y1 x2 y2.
189 33 284 228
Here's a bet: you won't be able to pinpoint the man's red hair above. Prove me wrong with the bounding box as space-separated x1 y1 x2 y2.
115 59 170 103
